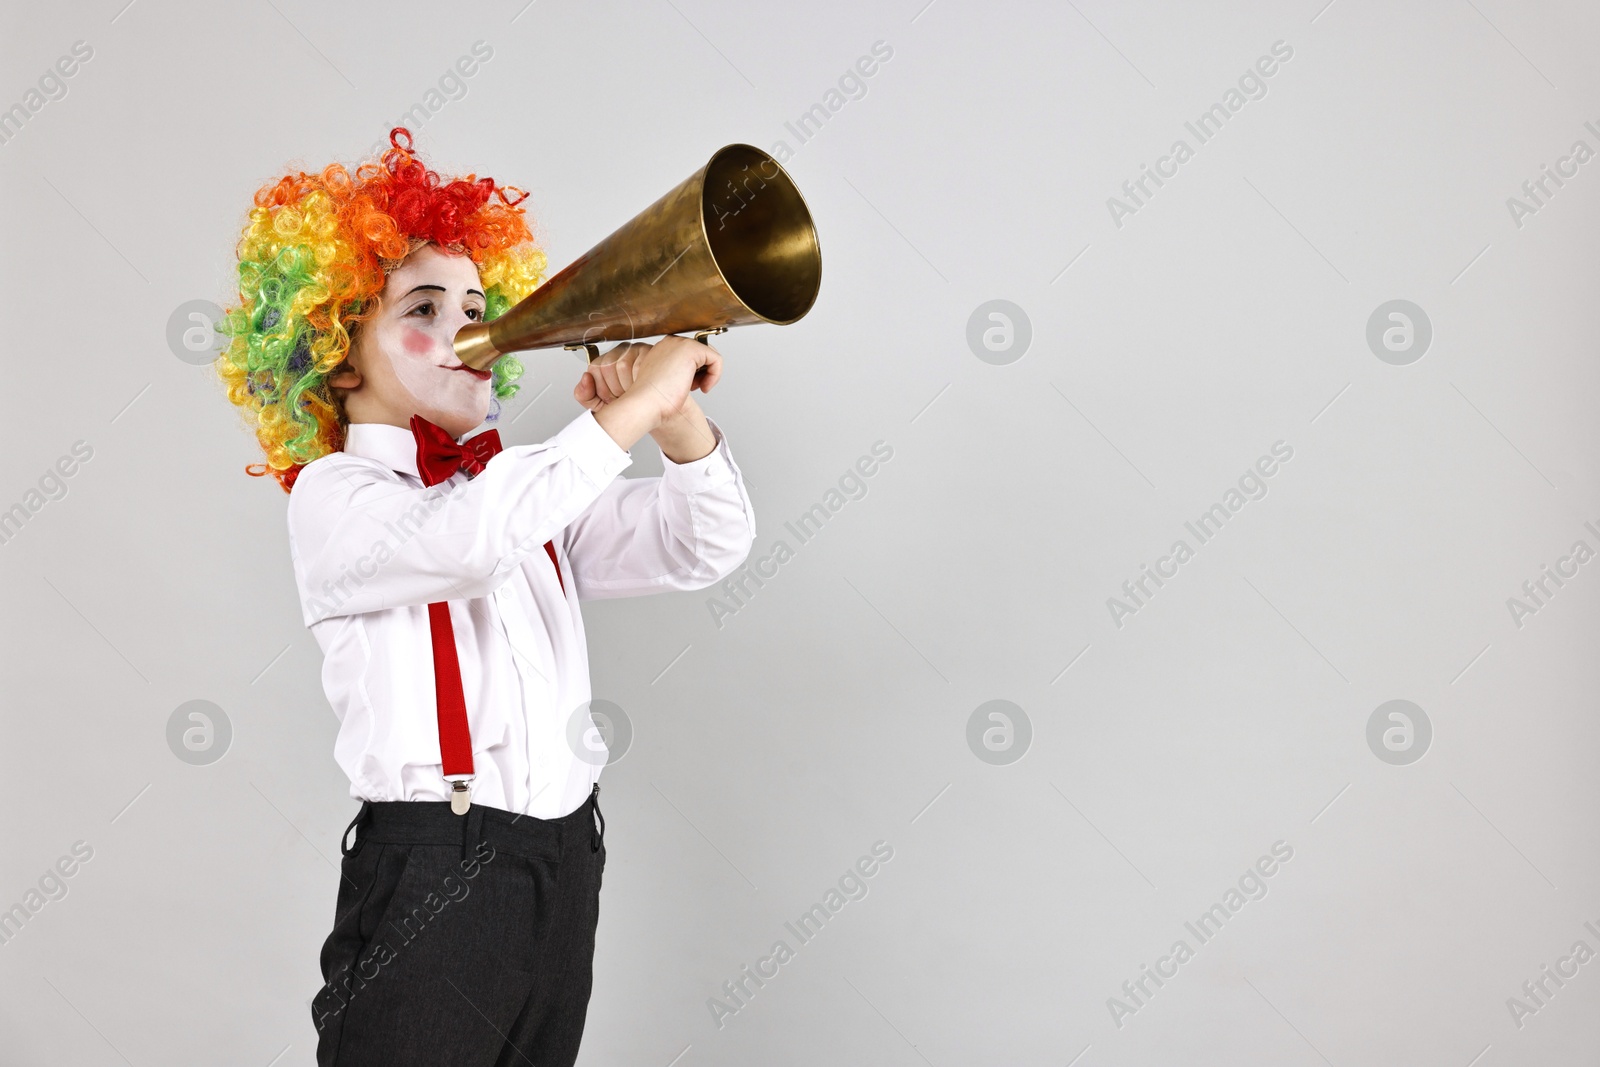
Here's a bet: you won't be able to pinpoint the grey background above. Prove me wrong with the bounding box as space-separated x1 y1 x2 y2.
2 0 1597 1063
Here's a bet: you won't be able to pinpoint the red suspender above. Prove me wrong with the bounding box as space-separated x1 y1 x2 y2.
427 540 564 815
544 539 566 596
427 601 474 782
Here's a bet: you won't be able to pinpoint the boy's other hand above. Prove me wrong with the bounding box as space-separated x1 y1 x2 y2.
573 336 722 426
578 336 724 459
573 341 643 413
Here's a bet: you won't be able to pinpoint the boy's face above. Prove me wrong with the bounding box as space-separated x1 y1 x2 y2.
332 242 492 438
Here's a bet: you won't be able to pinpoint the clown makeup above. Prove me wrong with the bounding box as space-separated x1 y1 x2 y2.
333 243 492 439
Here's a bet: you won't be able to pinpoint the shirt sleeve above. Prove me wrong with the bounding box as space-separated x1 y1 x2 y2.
561 415 757 601
287 410 633 626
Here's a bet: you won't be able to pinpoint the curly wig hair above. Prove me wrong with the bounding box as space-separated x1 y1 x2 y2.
215 127 548 492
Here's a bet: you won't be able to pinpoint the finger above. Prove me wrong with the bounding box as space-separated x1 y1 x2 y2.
607 343 643 391
603 359 633 402
628 339 657 380
601 363 624 404
593 367 619 404
583 374 611 410
590 363 623 405
695 346 722 391
694 341 719 377
574 374 599 410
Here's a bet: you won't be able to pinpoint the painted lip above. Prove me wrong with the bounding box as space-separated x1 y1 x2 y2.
442 363 493 381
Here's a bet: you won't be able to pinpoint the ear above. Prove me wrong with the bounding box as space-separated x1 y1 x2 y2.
327 365 361 390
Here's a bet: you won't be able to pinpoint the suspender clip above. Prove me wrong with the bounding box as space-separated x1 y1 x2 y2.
449 778 472 816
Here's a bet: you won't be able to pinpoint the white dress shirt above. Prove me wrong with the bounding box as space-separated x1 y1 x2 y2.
285 408 756 819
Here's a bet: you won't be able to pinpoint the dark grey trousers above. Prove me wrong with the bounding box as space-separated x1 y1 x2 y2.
313 784 606 1066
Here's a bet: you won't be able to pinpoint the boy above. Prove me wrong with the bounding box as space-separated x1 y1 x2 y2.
215 129 756 1065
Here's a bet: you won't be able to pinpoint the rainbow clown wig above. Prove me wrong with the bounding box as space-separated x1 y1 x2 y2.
215 127 547 492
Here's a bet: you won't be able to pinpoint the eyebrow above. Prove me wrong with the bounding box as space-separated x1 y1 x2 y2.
403 284 487 298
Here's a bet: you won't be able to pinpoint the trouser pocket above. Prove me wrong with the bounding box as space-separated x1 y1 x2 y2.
329 843 558 1064
312 841 392 1060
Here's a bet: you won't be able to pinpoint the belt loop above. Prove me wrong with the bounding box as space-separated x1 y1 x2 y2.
463 802 485 862
341 801 372 857
591 782 604 853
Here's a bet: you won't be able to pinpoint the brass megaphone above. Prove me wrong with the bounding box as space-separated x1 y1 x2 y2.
453 143 821 369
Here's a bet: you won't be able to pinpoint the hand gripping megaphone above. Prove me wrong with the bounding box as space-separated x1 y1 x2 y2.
452 144 822 369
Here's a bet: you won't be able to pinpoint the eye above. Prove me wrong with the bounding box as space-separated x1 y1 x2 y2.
408 300 435 317
466 306 483 321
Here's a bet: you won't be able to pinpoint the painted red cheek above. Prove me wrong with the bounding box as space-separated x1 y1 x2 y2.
401 327 434 355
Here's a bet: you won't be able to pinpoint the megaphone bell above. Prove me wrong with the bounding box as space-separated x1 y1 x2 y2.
452 144 822 369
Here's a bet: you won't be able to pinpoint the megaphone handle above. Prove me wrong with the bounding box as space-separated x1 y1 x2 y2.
565 328 726 365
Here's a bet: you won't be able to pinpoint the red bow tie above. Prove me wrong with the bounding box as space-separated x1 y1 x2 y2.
410 414 503 487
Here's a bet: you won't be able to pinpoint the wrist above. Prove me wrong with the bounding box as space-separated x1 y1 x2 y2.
592 392 660 452
653 399 716 464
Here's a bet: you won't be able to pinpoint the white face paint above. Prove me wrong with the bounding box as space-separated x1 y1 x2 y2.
340 243 493 438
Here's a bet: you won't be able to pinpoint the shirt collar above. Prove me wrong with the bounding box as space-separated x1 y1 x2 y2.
343 421 497 480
